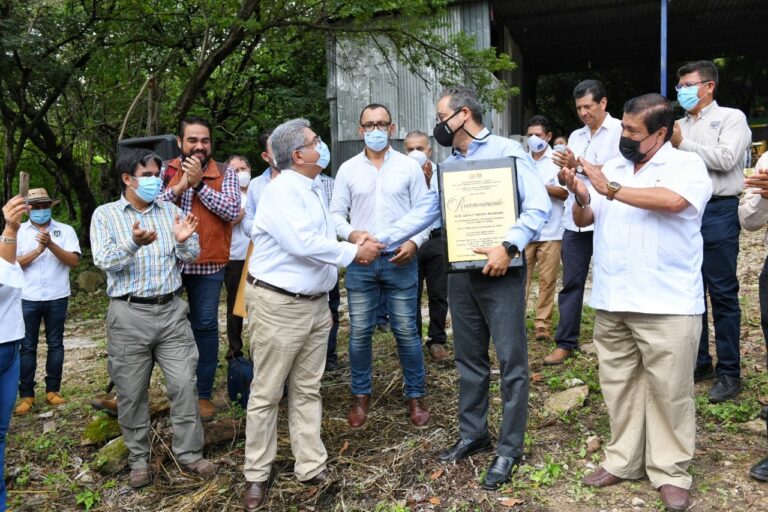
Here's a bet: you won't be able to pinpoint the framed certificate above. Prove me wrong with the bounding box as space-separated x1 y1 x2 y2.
438 158 521 272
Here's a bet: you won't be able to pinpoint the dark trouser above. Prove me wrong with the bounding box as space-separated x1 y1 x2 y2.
449 268 528 457
377 292 389 325
182 268 225 400
696 198 741 378
20 297 68 397
554 230 593 351
224 260 245 359
327 281 340 366
417 235 448 346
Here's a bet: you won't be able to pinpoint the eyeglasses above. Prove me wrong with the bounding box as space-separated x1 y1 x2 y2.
360 121 391 132
674 81 711 91
294 136 322 151
435 109 461 124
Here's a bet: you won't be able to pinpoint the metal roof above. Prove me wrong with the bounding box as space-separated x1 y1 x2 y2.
493 0 768 74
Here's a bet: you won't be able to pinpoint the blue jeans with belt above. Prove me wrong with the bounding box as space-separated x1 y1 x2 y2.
183 268 225 400
20 297 68 397
696 197 741 377
0 340 20 511
345 257 425 398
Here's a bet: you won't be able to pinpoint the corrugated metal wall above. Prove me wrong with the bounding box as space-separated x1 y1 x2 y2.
326 0 518 174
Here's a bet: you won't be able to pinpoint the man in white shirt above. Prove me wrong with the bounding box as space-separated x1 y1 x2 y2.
671 60 753 403
330 104 431 429
548 79 622 365
14 188 80 416
404 130 450 363
523 115 567 342
241 118 382 511
224 155 252 360
565 93 712 512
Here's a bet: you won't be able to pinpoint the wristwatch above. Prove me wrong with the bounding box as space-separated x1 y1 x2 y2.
575 192 591 208
193 180 205 193
606 181 622 201
501 242 520 258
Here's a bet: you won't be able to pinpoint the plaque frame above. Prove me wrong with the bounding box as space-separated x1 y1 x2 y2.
437 157 522 273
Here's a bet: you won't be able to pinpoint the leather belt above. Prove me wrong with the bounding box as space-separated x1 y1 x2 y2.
709 195 738 202
246 274 326 300
429 228 443 239
114 289 179 305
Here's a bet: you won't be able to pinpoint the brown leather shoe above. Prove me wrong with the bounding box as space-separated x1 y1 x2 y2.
347 394 370 429
543 347 573 366
301 468 328 485
198 398 215 422
46 392 67 406
182 458 218 478
90 394 118 417
582 466 624 487
14 397 34 416
428 344 450 362
129 467 151 489
243 480 269 511
659 484 690 511
535 328 551 341
407 397 430 428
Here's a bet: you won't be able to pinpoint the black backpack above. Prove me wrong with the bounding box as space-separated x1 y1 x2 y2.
227 355 253 410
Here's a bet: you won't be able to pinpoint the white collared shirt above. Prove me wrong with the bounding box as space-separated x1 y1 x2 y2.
589 142 713 315
17 219 80 301
529 147 565 241
229 191 249 260
0 258 25 343
562 113 623 232
331 147 430 252
249 169 358 295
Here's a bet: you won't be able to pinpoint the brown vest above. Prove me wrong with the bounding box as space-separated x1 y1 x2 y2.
165 158 233 265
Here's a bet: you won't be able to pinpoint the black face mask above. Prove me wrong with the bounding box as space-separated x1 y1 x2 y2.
619 132 655 163
433 110 463 147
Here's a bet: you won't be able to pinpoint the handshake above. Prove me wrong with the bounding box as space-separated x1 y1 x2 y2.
349 230 385 265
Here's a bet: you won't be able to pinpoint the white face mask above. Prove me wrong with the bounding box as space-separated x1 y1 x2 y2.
238 171 251 187
407 150 428 167
527 135 548 153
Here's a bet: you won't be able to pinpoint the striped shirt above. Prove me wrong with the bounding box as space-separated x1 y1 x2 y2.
90 195 200 297
159 163 240 275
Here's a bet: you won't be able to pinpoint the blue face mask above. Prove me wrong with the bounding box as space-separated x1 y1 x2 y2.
131 176 163 203
316 140 331 169
364 129 389 152
29 208 51 225
677 85 701 111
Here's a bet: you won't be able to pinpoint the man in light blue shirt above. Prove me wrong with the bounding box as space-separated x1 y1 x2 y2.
242 131 278 237
376 86 549 491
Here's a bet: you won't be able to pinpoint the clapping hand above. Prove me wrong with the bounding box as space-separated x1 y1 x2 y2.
182 156 203 188
132 220 157 246
173 213 199 242
35 228 51 249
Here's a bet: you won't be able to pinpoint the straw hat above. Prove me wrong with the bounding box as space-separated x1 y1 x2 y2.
26 188 61 206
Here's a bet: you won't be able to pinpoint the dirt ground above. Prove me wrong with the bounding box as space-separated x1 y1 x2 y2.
5 228 768 511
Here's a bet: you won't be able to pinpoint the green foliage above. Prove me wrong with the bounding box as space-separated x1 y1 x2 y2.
527 456 563 487
373 502 410 512
695 395 760 424
75 489 101 511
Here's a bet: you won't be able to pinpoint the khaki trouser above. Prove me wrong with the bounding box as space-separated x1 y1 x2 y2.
243 285 330 483
106 296 203 469
593 310 700 489
524 240 562 333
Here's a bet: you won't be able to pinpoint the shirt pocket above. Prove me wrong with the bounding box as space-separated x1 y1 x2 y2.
636 211 659 270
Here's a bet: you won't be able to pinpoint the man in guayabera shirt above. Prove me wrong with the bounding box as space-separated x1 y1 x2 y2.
548 79 622 366
671 60 752 403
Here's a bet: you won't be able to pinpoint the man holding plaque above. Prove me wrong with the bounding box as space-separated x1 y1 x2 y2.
564 93 711 512
375 86 550 490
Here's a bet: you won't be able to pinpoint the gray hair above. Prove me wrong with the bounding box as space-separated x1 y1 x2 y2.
440 85 483 124
271 118 311 171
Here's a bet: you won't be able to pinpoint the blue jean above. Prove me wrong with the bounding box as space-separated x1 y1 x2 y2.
0 340 20 511
376 291 389 325
555 230 593 351
697 198 741 377
20 298 68 397
182 269 225 399
345 258 425 398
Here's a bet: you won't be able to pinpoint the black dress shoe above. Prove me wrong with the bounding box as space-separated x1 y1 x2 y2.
243 481 269 511
693 363 716 382
438 437 493 462
708 375 742 403
301 469 328 485
481 455 522 490
750 457 768 481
